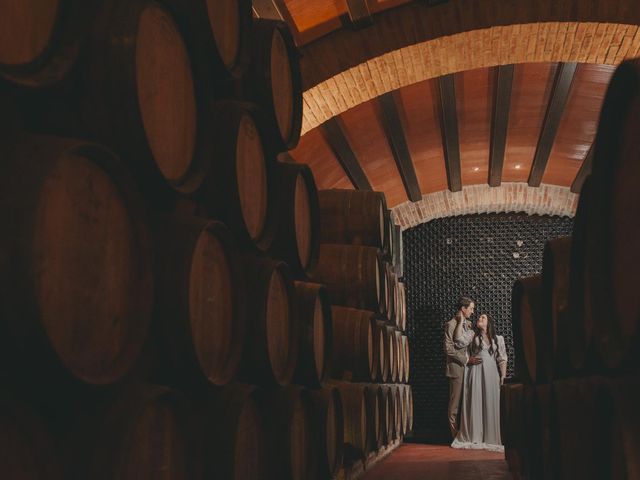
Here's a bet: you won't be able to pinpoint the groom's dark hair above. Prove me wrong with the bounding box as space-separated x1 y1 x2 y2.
457 296 474 310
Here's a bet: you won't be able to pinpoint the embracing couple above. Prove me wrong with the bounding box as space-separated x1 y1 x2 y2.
444 297 507 452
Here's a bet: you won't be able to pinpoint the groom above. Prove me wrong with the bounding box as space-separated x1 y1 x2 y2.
444 296 482 439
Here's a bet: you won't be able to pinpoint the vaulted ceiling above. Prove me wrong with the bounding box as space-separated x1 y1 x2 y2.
253 0 640 223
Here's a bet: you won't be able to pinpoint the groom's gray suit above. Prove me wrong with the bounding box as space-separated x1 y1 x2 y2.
444 317 472 438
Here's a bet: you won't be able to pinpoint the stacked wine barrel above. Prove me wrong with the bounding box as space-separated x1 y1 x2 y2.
312 189 413 472
0 2 411 479
503 59 640 480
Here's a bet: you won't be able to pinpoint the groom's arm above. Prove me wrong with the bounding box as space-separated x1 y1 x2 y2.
444 320 468 367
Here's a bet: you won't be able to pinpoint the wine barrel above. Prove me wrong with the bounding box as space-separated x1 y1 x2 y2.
388 327 400 383
68 385 190 480
365 384 383 452
526 384 553 480
511 275 542 384
151 216 245 388
330 307 376 382
395 282 407 332
382 385 400 441
0 1 99 87
318 190 388 250
310 387 344 480
194 384 266 480
567 175 596 374
163 0 251 82
0 134 152 386
0 391 61 479
401 336 410 383
379 386 392 445
405 384 413 433
593 376 640 479
539 236 572 382
202 101 275 252
385 263 397 324
80 0 205 207
255 386 317 480
328 381 371 459
392 222 404 278
292 281 332 387
269 162 320 277
549 377 603 480
312 244 387 316
500 383 527 476
394 331 404 384
393 385 403 438
385 209 393 258
239 256 298 386
243 19 302 152
589 58 640 371
374 321 391 382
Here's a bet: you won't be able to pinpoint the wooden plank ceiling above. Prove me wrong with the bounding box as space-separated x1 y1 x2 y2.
290 62 615 207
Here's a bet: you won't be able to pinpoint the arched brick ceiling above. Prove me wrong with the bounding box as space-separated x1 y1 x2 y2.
290 62 615 210
259 0 630 223
300 22 638 133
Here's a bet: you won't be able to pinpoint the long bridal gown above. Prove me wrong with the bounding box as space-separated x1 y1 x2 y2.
451 334 507 452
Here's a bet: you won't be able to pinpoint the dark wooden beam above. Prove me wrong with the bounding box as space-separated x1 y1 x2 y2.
571 143 594 193
528 62 578 187
252 0 284 20
378 92 422 202
489 64 514 187
321 118 373 190
438 74 462 192
340 0 373 30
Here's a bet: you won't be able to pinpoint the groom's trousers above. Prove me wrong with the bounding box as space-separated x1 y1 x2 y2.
448 374 463 438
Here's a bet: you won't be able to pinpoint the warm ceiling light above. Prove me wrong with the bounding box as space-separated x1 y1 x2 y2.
473 167 480 172
515 164 522 169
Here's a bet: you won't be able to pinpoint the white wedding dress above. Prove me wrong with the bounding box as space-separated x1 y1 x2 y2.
451 334 507 452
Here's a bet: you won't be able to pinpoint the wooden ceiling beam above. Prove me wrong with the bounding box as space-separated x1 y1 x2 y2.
489 64 514 187
252 0 302 44
321 118 373 190
341 0 374 29
571 143 594 193
528 62 578 187
252 0 284 21
438 74 462 192
378 92 422 202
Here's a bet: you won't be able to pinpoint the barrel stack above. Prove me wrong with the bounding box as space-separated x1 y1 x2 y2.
502 59 640 480
0 2 411 480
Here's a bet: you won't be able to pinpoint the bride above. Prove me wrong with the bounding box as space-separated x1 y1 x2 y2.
451 313 507 452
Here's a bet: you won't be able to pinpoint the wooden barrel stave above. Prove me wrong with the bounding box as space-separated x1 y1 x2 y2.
255 386 317 480
269 162 320 277
292 281 332 387
309 386 344 479
511 275 542 384
330 306 376 382
0 133 152 386
242 19 302 152
539 236 572 381
151 215 246 388
318 189 388 250
202 100 276 252
589 58 640 371
194 384 266 480
239 256 298 386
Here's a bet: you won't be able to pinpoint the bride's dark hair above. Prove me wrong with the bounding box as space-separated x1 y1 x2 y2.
470 313 498 355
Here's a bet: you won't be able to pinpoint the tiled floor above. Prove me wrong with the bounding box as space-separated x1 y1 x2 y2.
361 444 513 480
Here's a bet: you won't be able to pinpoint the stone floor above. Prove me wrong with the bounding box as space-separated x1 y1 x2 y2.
361 444 513 480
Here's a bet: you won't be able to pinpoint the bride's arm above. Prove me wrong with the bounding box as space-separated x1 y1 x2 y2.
453 313 474 348
497 336 507 384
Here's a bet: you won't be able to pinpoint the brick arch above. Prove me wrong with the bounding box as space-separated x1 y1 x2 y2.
302 21 640 135
391 183 577 230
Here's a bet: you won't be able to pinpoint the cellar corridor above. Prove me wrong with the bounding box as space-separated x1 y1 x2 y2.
362 445 511 480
